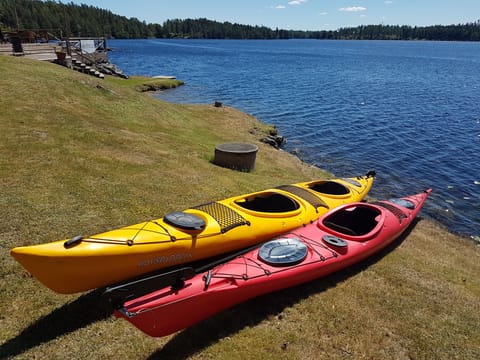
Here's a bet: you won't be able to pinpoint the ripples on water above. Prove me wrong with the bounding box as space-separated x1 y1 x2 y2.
109 39 480 239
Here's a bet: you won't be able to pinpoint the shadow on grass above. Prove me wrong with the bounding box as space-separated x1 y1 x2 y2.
0 288 112 359
147 219 420 360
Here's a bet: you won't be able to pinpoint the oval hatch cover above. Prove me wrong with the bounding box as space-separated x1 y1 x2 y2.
258 237 308 266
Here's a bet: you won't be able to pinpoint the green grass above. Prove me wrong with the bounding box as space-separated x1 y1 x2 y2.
107 76 184 92
1 55 479 360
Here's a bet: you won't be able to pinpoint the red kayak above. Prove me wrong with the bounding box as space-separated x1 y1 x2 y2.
112 189 431 337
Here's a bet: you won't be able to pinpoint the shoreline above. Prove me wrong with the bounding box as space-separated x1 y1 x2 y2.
1 54 479 359
149 84 480 245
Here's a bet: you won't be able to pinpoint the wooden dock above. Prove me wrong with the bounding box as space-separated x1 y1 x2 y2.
0 38 125 79
0 42 58 60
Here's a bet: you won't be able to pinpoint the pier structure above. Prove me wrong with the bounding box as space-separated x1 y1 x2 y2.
0 31 126 78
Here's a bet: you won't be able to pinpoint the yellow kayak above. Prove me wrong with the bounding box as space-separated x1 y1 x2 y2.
11 171 375 294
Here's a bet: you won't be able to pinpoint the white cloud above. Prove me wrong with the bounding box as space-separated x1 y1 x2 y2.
319 11 328 16
288 0 307 5
385 1 393 4
273 1 306 11
338 6 367 12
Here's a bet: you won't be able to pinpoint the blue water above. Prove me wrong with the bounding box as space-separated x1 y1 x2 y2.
108 39 480 240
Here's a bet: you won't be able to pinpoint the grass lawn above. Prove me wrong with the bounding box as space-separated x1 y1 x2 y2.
0 55 479 360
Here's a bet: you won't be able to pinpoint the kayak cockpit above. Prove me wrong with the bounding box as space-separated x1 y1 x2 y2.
320 204 383 240
234 192 300 213
307 180 350 196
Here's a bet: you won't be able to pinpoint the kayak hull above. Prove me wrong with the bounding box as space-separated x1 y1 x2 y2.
115 189 431 337
11 172 375 294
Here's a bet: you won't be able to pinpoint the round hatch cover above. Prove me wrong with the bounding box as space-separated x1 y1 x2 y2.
164 211 206 231
258 237 308 266
322 235 348 248
389 198 415 209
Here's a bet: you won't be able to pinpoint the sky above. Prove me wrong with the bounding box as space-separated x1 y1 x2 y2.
59 1 480 31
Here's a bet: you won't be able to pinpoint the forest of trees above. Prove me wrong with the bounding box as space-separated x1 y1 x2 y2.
0 0 154 38
1 0 479 41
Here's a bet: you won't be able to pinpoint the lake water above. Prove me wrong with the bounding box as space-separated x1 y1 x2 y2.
108 39 480 240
